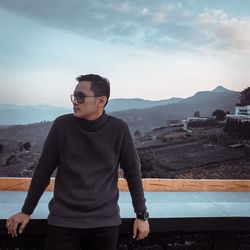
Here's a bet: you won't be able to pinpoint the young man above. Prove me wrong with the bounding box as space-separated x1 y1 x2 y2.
6 74 150 250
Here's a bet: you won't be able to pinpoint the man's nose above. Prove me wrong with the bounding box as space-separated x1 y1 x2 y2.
73 99 79 105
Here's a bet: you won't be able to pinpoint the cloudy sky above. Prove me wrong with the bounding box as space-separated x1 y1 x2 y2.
0 0 249 107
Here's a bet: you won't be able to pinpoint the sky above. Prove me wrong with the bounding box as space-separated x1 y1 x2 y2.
0 0 250 107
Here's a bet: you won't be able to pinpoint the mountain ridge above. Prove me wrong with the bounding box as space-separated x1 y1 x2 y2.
110 87 240 133
0 85 239 125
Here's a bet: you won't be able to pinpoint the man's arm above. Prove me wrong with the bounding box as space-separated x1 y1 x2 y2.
21 119 59 215
119 122 147 213
6 119 59 237
119 122 149 240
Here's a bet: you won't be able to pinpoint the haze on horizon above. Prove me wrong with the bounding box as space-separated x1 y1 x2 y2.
0 0 249 107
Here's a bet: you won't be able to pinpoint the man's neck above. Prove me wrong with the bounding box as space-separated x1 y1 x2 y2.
83 110 104 121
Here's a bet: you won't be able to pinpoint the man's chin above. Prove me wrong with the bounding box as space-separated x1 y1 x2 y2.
73 111 81 118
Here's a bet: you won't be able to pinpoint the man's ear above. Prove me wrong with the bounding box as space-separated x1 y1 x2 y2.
98 96 107 107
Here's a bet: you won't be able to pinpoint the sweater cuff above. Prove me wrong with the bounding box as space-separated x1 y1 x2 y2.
21 205 33 216
133 200 147 214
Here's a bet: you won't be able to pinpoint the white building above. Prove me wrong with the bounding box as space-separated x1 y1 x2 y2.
186 117 210 122
227 105 250 122
235 105 250 116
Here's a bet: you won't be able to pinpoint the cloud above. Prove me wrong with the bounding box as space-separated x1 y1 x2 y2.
112 2 131 13
152 12 168 24
0 1 249 58
197 8 250 56
0 1 185 47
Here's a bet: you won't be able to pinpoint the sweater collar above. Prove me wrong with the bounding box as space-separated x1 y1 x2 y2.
75 110 109 132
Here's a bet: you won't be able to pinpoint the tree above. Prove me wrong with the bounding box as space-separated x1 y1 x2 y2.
23 142 31 151
240 87 250 105
134 129 142 141
212 109 226 121
194 111 200 117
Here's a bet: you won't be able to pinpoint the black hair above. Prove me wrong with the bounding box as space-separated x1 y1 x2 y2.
76 74 110 107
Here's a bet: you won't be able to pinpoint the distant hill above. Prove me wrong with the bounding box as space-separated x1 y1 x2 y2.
0 97 183 125
105 97 183 112
212 85 233 93
111 87 240 133
0 85 239 126
0 104 71 125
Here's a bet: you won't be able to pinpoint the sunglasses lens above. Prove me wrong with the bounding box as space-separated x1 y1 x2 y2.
78 93 85 103
71 93 84 103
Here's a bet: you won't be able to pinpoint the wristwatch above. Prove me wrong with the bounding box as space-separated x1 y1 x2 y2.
136 210 149 221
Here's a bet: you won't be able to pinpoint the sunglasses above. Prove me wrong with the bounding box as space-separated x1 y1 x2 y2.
70 92 99 104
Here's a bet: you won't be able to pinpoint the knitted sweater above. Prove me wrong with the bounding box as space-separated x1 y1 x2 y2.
21 110 147 228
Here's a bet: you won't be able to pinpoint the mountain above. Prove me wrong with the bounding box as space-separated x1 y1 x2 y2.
0 85 239 126
105 97 183 112
110 86 240 133
212 85 232 93
180 89 235 105
0 98 183 125
0 104 71 125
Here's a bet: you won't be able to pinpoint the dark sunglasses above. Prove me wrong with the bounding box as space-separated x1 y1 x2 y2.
70 92 99 104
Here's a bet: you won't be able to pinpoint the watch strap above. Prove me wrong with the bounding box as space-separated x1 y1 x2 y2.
136 211 149 221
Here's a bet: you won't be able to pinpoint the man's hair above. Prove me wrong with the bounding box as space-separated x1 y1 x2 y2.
76 74 110 107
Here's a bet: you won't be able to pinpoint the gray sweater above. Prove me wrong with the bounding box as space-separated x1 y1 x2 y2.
21 110 147 228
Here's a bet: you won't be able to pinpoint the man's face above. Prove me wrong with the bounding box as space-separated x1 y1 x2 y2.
72 81 101 120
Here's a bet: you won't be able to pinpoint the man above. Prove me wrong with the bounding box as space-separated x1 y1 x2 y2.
6 74 150 250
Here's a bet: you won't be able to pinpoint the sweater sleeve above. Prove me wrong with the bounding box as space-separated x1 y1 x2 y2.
119 122 147 213
21 119 59 215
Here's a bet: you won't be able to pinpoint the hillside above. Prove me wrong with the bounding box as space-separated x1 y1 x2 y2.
0 85 244 178
0 97 182 125
106 97 183 112
136 124 250 179
1 122 250 179
111 89 240 133
0 85 238 126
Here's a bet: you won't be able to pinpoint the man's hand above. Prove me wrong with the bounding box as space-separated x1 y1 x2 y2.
5 212 31 238
133 218 150 240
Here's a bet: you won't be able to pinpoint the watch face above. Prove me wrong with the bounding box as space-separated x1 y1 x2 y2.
137 211 149 220
144 211 149 219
